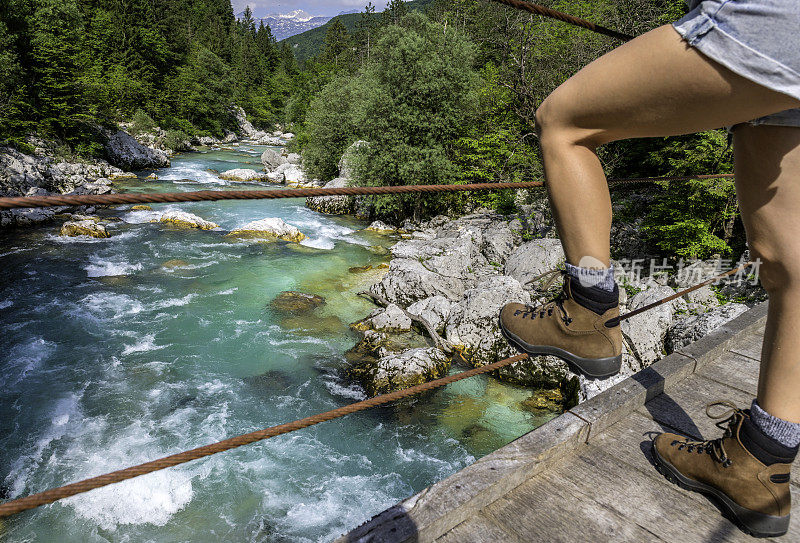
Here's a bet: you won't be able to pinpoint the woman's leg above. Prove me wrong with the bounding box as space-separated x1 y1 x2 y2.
734 124 800 424
535 25 800 266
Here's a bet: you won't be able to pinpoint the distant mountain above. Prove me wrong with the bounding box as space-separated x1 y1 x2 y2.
281 0 434 62
236 9 333 41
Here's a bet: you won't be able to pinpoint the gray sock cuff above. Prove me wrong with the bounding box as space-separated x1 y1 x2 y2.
565 263 616 292
750 399 800 449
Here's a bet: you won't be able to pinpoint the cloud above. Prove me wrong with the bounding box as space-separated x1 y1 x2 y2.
233 0 390 17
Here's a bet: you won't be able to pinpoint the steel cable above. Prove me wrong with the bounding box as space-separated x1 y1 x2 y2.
487 0 634 41
0 175 734 210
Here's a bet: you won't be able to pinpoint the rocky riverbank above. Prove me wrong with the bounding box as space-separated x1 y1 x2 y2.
0 106 297 228
338 205 766 407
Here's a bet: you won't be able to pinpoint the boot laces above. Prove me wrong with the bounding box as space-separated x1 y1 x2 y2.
669 400 743 467
515 270 573 325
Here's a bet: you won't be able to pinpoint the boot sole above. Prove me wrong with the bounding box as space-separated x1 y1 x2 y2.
653 445 790 538
498 317 622 379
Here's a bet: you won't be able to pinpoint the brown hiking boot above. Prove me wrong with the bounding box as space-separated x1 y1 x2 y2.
498 274 622 378
654 401 794 537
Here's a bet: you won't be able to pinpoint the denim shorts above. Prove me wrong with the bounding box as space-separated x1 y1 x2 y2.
674 0 800 127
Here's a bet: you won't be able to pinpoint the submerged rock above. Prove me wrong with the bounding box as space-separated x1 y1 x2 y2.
157 210 219 230
227 218 306 242
130 205 153 211
60 220 110 238
218 168 268 182
348 347 450 396
162 259 191 269
270 291 326 314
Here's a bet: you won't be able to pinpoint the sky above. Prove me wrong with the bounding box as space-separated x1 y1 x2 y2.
232 0 391 17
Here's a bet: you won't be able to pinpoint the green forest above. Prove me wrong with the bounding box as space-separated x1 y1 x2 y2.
0 0 740 258
0 0 296 153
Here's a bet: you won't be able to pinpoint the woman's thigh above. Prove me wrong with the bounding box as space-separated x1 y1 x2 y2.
537 25 800 146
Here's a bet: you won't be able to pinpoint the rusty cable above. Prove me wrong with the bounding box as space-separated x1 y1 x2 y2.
0 174 735 210
487 0 634 41
0 262 753 517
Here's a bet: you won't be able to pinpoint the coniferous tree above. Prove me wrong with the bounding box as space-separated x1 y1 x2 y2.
322 18 351 67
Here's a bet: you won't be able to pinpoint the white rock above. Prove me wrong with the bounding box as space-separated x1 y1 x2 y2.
286 153 301 164
621 285 679 365
445 275 531 365
261 148 288 171
369 258 465 306
504 238 565 286
481 221 519 265
369 304 412 332
266 171 285 183
227 217 306 242
339 140 368 179
362 348 449 395
365 220 397 233
666 303 750 353
157 210 219 230
407 296 455 334
306 177 353 215
231 106 255 137
60 219 110 238
282 164 306 184
218 168 268 182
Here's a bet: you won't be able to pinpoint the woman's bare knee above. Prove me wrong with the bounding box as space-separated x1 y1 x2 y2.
749 245 800 295
535 95 610 150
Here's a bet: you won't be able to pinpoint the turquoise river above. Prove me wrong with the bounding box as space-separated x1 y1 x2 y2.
0 145 557 542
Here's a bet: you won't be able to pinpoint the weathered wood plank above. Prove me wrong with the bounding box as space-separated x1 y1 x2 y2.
569 352 695 441
435 513 524 543
726 329 764 361
636 373 753 440
699 351 760 396
481 457 663 543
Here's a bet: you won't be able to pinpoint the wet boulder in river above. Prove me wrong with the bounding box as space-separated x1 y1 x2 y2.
218 168 269 182
157 210 219 230
227 218 306 243
60 219 110 238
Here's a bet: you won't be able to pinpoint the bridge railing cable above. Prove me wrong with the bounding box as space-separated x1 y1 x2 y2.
0 174 735 210
487 0 634 42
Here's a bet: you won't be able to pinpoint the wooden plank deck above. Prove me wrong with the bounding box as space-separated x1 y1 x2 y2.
436 325 800 543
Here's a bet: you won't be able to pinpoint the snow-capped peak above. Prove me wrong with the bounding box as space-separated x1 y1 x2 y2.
273 10 314 22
